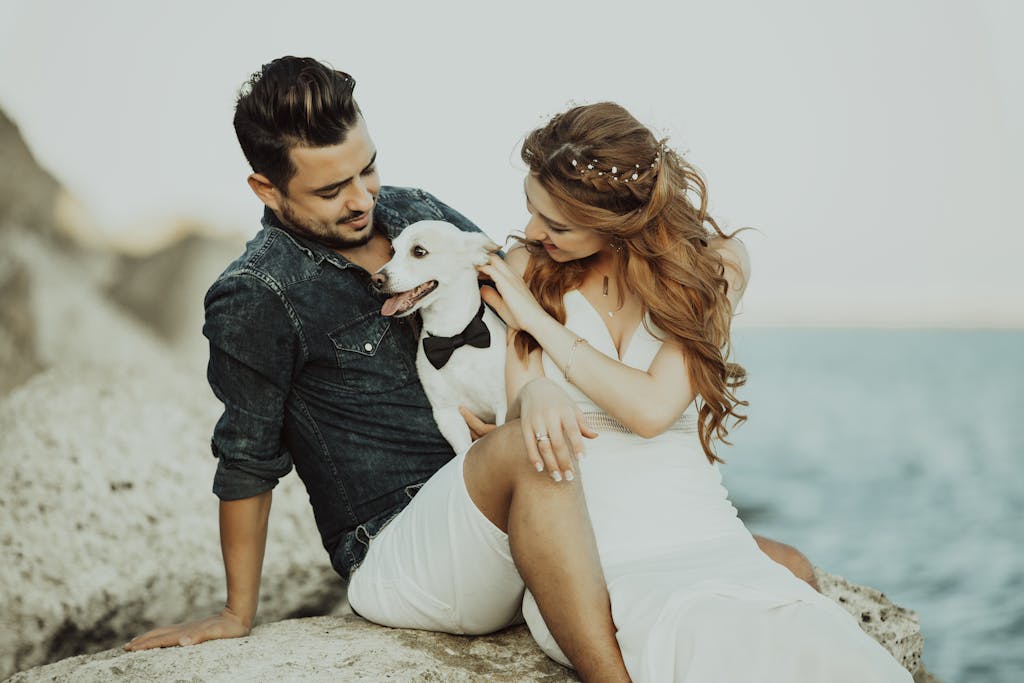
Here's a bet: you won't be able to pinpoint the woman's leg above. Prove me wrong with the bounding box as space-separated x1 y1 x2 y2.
753 535 821 592
464 422 630 682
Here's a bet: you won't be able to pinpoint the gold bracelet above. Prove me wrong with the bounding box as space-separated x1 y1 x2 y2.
564 337 588 384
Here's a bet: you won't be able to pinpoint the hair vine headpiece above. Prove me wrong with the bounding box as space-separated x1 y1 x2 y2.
570 146 666 183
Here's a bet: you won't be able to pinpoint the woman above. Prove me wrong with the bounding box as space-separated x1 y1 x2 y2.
479 103 911 681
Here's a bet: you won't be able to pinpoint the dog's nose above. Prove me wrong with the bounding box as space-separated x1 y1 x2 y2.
371 272 387 289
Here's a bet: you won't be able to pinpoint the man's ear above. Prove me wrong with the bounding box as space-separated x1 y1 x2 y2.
247 173 283 213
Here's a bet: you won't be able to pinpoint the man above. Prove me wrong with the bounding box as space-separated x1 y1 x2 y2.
126 57 815 680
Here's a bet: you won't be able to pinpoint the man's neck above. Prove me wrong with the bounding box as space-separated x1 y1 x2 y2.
335 231 393 273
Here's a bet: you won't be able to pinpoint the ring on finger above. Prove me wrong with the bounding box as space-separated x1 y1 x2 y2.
535 432 550 442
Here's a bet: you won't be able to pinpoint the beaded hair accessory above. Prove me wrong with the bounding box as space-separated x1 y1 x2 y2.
570 147 664 183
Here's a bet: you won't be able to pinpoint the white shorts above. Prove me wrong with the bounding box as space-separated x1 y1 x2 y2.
347 449 526 635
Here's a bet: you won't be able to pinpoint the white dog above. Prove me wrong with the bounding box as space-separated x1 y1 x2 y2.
374 220 507 453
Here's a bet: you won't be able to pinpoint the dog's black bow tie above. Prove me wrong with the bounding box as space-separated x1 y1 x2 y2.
423 304 491 370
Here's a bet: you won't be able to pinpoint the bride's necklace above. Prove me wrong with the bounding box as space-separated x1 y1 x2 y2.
601 275 625 318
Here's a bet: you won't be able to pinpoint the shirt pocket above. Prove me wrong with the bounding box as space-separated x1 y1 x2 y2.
328 311 415 394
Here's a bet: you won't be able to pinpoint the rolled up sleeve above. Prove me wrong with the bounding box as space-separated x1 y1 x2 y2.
203 271 302 500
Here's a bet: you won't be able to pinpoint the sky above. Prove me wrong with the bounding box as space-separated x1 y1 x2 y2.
1 0 1020 327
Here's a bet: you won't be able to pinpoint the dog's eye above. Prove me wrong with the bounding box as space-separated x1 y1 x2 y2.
412 245 428 258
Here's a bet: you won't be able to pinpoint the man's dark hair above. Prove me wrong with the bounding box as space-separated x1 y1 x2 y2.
233 56 360 191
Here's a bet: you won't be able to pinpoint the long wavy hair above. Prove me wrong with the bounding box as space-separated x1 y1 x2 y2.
516 102 747 464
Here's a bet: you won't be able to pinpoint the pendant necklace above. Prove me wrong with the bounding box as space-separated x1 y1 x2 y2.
601 275 624 318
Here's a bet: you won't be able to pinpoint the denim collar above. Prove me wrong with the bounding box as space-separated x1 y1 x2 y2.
260 195 406 271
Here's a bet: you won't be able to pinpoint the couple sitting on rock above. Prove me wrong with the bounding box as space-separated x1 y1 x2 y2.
126 56 911 682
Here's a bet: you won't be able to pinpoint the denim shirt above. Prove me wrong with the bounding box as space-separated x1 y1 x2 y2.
203 186 482 580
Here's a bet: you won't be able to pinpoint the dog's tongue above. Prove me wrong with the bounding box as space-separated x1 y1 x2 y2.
380 291 412 317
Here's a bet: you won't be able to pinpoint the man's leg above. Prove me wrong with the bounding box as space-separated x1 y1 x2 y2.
464 422 631 683
346 451 525 636
753 535 821 592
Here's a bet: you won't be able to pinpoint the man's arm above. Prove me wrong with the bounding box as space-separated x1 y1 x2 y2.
125 492 272 650
219 492 272 630
126 271 299 649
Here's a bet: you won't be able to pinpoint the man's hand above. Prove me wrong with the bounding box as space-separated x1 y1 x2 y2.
124 607 251 651
126 493 271 651
459 406 497 441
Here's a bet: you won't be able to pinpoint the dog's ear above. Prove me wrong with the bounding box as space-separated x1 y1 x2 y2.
462 232 501 265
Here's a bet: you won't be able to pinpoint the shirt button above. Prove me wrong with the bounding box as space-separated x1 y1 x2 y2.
363 342 374 352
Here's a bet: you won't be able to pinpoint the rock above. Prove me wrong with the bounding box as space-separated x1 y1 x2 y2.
0 108 62 240
0 364 344 679
105 230 248 374
2 211 243 383
814 568 923 673
7 568 933 682
6 616 576 683
0 105 103 250
1 228 167 384
0 150 345 678
0 251 41 394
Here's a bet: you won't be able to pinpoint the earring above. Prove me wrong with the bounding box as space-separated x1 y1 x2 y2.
609 239 624 254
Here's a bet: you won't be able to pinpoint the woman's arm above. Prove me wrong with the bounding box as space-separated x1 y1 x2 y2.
501 247 546 418
523 313 693 438
504 342 544 422
494 247 597 479
480 253 695 439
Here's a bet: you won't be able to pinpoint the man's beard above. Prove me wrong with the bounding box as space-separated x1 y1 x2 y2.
278 198 375 250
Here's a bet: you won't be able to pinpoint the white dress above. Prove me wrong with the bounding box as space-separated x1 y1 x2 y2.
522 290 912 682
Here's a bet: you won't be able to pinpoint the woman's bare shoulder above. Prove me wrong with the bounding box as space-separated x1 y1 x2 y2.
707 236 751 307
504 245 531 278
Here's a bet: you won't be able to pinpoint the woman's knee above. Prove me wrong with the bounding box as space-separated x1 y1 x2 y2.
462 421 532 530
466 420 531 478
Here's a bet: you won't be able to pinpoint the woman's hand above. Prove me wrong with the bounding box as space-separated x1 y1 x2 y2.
518 377 597 482
477 254 547 333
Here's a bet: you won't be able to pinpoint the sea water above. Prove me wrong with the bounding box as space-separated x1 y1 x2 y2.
723 329 1024 683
